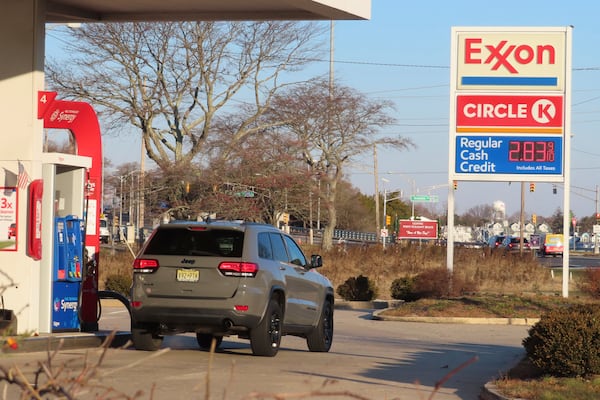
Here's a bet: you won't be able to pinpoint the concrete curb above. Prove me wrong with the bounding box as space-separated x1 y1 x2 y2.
336 300 540 326
8 331 132 354
334 299 404 310
480 383 513 400
372 310 540 326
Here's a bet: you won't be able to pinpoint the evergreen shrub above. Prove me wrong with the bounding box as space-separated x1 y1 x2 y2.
523 304 600 377
336 275 377 301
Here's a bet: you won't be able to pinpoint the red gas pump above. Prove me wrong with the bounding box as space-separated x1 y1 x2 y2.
38 91 103 332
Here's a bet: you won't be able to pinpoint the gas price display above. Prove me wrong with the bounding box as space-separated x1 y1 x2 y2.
455 135 563 175
508 140 555 162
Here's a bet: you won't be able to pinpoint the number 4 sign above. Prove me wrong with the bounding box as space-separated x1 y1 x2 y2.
37 91 58 119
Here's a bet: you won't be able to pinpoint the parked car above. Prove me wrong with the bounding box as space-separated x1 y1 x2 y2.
99 217 110 244
569 236 592 251
501 236 531 252
130 220 334 357
539 233 564 257
487 235 506 248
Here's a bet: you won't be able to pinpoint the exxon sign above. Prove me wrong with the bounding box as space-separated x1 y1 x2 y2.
455 30 567 91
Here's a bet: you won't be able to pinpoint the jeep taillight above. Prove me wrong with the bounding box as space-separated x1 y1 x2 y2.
218 262 258 277
133 258 159 273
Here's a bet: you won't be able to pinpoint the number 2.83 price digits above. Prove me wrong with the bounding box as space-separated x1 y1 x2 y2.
508 140 555 163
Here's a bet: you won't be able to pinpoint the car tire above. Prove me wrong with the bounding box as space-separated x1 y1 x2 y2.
196 333 223 350
131 323 163 351
306 299 333 352
250 298 282 357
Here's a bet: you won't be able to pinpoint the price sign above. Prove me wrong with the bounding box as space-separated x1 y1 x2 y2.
455 135 562 175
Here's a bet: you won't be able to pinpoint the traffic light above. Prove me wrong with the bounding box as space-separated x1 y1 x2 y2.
385 215 391 226
453 180 458 190
529 182 535 192
532 214 537 225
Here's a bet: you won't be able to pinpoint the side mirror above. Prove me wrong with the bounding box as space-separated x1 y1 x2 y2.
310 255 323 269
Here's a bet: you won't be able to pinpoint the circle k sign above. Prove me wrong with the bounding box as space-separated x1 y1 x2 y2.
456 94 563 132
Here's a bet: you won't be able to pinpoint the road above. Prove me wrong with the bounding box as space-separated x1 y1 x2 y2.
537 253 600 269
0 304 529 400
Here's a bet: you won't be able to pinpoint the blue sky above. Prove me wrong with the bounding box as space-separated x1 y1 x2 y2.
331 0 600 220
45 0 600 220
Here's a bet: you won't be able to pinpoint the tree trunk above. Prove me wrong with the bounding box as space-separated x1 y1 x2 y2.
321 176 338 250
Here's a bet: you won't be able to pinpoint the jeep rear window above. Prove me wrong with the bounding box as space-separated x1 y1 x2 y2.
143 228 244 257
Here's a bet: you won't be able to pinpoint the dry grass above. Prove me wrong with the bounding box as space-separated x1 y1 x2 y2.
380 295 590 318
495 362 600 400
98 247 138 291
311 243 560 299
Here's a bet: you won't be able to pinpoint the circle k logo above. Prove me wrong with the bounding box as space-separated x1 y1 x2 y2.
531 99 556 124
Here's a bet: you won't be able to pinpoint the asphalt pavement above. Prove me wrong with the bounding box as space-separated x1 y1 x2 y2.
1 299 525 400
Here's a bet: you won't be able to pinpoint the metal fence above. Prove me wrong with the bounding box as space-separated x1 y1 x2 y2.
289 227 395 245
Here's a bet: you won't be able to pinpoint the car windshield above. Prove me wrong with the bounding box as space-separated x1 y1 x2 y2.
144 228 244 257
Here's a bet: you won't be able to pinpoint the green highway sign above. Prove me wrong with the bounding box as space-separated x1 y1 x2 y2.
410 195 439 203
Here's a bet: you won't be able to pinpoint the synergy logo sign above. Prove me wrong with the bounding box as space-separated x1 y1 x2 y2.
456 31 566 91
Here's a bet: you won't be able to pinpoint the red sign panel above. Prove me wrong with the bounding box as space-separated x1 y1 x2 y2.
456 95 563 128
398 220 438 240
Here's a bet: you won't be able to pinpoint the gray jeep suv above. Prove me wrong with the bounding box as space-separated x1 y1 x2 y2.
130 220 334 356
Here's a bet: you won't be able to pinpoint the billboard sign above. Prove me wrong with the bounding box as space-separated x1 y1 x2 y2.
449 27 570 182
398 220 438 240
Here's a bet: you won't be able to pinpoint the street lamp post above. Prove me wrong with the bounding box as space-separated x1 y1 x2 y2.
119 176 123 237
382 178 389 249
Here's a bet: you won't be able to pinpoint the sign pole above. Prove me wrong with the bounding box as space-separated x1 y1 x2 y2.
562 26 573 298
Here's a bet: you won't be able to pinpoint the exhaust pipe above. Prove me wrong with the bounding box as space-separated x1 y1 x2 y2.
223 319 234 330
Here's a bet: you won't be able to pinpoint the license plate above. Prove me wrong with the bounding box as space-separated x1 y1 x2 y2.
176 269 199 282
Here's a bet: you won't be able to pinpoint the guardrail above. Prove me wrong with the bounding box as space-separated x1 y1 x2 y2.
289 227 394 244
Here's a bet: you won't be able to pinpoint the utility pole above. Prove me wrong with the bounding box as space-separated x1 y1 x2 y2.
381 178 390 249
139 139 145 243
520 181 525 254
374 145 380 242
594 185 600 254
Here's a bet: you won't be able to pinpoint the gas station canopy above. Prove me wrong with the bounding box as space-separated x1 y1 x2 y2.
46 0 370 23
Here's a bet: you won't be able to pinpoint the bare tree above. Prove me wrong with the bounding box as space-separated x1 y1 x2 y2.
202 130 310 225
46 21 326 170
460 204 495 227
270 80 414 249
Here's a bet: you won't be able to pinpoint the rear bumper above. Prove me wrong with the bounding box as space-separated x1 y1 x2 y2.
131 304 261 334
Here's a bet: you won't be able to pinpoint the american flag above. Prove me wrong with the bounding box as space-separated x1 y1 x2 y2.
17 161 30 190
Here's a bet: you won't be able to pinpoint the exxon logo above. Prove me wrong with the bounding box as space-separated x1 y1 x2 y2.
464 38 556 74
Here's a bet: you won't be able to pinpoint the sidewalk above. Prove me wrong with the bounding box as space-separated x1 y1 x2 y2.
4 299 131 354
